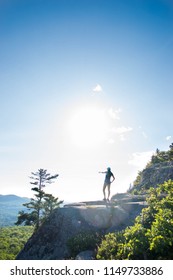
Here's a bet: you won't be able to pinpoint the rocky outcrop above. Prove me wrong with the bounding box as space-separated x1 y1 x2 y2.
16 198 147 260
134 161 173 191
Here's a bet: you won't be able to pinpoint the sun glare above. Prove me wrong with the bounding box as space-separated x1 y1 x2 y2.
68 106 108 148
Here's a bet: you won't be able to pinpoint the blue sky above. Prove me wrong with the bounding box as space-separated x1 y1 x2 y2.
0 0 173 201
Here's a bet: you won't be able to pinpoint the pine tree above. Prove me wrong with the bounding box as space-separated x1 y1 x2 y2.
16 169 62 230
30 168 59 190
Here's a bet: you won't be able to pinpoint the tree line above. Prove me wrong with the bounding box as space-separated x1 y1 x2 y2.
150 143 173 165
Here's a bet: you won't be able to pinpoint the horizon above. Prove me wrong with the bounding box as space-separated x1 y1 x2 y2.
0 0 173 202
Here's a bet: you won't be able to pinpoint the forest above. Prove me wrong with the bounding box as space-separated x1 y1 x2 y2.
0 226 33 260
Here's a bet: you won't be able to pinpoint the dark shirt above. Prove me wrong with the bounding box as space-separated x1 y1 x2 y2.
104 170 114 184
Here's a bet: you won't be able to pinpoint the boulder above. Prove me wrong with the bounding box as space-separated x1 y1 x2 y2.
75 250 95 260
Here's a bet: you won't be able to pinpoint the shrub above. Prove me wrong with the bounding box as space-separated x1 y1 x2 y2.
96 180 173 260
67 231 102 258
96 232 125 260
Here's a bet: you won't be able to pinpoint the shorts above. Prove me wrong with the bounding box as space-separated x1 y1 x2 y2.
104 180 111 187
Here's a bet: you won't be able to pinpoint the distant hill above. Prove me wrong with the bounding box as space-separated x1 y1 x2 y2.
0 194 30 227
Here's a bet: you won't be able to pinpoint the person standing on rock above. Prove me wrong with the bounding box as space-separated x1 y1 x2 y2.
99 167 115 201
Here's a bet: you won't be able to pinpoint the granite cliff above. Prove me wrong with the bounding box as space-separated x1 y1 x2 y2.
131 160 173 193
16 196 147 260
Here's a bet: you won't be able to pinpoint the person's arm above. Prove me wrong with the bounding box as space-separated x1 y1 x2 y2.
111 173 115 183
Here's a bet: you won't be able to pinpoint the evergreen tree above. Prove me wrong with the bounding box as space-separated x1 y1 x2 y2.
42 193 63 220
16 169 62 230
30 168 59 190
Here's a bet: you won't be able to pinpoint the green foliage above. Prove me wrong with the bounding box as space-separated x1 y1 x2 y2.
130 144 173 194
147 208 173 259
96 180 173 260
169 143 173 160
30 168 59 189
131 189 140 195
151 151 169 164
97 232 125 260
16 169 63 230
146 180 173 259
42 193 63 220
151 144 173 164
67 231 102 258
123 224 149 259
0 226 34 260
133 171 142 187
15 210 37 226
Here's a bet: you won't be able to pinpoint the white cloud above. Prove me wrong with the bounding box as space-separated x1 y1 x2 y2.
108 107 122 120
128 151 154 170
166 136 171 141
110 126 133 142
114 126 133 134
92 84 102 92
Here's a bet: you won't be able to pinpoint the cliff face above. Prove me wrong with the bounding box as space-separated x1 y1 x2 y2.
133 161 173 192
16 199 146 260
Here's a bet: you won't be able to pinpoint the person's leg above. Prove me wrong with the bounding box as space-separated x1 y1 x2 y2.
107 184 111 200
103 183 107 200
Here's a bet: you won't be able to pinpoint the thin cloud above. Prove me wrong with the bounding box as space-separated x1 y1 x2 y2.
108 107 122 120
110 126 133 142
166 136 171 141
114 126 133 134
92 84 102 93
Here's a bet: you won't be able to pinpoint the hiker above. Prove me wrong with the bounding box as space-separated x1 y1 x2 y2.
99 167 115 201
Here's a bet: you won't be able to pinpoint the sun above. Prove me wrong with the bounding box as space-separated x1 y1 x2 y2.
68 105 108 148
